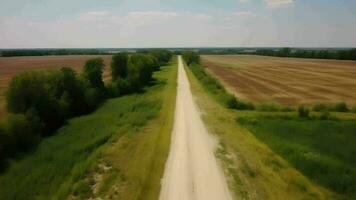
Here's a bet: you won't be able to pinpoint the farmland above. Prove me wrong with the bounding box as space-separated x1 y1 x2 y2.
0 55 112 119
202 55 356 106
183 52 356 199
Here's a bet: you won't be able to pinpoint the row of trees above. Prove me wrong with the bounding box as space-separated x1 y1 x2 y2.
0 50 172 170
251 48 356 60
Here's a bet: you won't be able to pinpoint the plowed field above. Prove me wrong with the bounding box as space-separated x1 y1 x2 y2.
202 55 356 106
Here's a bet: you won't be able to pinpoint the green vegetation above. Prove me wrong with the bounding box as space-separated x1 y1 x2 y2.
182 51 200 65
237 117 356 199
0 51 172 172
0 57 177 199
313 102 350 113
298 106 310 118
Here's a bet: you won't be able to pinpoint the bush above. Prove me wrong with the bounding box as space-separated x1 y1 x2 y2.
352 106 356 113
298 106 310 118
0 126 14 169
313 103 327 112
257 103 279 112
280 106 295 112
319 111 331 120
333 102 349 112
226 95 238 109
5 114 39 152
84 88 103 111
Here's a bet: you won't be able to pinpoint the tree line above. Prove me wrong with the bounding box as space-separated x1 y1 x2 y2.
0 50 172 170
242 48 356 60
0 49 111 57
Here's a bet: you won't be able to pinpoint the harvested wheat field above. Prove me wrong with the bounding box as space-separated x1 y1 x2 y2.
202 55 356 106
0 55 112 119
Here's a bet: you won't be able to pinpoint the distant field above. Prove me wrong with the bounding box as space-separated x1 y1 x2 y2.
0 55 112 119
202 55 356 106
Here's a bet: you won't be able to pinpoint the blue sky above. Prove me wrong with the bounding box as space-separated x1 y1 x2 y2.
0 0 355 48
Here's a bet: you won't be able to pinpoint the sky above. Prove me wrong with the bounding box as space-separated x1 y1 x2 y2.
0 0 355 48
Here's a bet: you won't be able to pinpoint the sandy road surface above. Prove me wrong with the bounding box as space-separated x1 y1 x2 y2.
159 56 232 200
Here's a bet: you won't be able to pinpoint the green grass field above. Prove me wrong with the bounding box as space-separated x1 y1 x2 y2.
0 58 177 200
237 117 356 199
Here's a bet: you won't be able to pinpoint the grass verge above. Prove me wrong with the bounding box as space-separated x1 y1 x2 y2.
0 58 177 200
184 62 339 199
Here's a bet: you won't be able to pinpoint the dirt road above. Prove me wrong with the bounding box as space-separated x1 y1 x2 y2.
159 56 232 200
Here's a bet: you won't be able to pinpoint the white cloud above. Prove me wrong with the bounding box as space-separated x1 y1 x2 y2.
78 11 116 21
233 11 254 17
193 14 213 21
265 0 294 8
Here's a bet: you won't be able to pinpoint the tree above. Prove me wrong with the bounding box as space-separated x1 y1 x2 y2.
150 49 173 65
111 53 129 81
127 54 159 90
83 58 105 90
6 70 65 135
49 67 88 116
182 51 200 65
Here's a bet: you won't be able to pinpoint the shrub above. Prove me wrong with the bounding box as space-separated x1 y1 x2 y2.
257 103 279 111
333 102 349 112
226 95 238 109
351 106 356 113
319 111 331 120
298 106 310 118
313 103 327 112
5 114 39 152
280 106 295 112
84 88 103 111
111 53 128 80
0 126 14 169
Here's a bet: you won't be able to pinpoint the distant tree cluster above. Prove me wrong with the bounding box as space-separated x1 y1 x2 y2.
182 51 200 65
0 50 172 170
250 48 356 60
0 49 108 57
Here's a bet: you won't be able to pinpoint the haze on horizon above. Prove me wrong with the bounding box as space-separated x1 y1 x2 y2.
0 0 355 48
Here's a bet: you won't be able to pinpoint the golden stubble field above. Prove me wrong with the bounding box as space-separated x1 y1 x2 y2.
0 55 113 119
202 55 356 106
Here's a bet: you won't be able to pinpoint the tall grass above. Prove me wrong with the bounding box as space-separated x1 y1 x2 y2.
237 117 356 199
